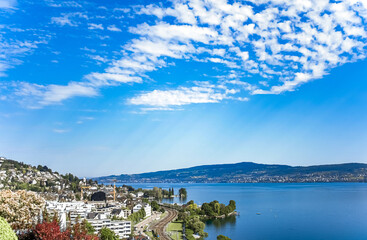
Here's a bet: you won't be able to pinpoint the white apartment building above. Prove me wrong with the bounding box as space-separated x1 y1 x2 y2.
88 218 131 238
46 201 94 222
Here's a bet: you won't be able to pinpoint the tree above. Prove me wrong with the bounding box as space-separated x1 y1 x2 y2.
99 227 119 240
201 203 215 217
214 202 221 215
192 220 205 233
34 220 70 240
71 221 98 240
217 235 231 240
0 190 45 230
83 220 96 235
179 188 187 197
187 200 194 205
228 200 236 211
170 188 174 196
0 216 17 240
153 187 163 199
151 201 160 211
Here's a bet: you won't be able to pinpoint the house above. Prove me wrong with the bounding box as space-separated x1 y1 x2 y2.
133 203 151 217
133 204 142 213
111 209 131 219
136 192 144 198
86 212 108 220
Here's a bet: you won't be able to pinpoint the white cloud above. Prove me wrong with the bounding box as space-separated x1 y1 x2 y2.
125 0 364 101
53 129 70 133
46 1 81 8
14 81 99 107
41 82 98 105
128 82 243 107
7 0 367 109
107 25 122 32
129 23 219 44
129 87 225 107
0 0 16 9
0 38 42 77
51 12 87 27
88 23 104 30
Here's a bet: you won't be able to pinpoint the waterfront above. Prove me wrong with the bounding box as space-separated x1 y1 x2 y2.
115 183 367 240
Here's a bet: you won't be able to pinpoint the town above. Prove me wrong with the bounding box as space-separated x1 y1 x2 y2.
0 157 236 240
0 157 183 239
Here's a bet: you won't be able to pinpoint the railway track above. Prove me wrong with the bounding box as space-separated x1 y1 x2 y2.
151 207 178 240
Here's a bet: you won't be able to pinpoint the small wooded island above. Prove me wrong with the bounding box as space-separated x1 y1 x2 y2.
150 192 237 240
178 199 237 239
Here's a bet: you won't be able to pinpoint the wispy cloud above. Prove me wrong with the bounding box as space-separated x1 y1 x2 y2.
51 12 87 27
76 116 95 124
88 23 104 30
46 1 81 8
14 81 99 108
107 25 122 32
128 82 243 108
0 0 16 9
0 39 45 77
53 128 70 133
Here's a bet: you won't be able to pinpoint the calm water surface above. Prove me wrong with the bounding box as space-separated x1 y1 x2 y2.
115 183 367 240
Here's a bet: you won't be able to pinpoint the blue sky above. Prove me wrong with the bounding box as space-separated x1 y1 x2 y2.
1 0 367 177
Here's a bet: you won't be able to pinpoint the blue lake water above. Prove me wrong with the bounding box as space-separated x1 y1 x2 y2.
115 183 367 240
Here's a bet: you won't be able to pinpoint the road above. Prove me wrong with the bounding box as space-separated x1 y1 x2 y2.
134 212 162 236
151 207 178 240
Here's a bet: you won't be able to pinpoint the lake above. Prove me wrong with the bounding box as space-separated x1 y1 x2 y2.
115 183 367 240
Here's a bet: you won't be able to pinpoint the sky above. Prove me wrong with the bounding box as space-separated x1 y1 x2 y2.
0 0 367 177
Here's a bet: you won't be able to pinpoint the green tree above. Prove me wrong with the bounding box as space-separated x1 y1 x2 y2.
187 200 194 205
179 188 187 197
201 203 215 217
153 187 163 199
151 201 160 211
0 216 17 240
192 220 205 233
217 235 231 240
214 202 221 215
99 227 119 240
82 220 95 235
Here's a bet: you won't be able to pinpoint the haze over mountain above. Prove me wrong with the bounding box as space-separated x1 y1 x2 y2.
95 162 367 183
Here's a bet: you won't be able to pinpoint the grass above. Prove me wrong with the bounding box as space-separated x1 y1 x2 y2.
160 211 168 219
167 220 184 240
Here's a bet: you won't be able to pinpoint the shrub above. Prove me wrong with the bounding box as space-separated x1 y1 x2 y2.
0 216 17 240
99 227 119 240
34 220 70 240
0 190 45 230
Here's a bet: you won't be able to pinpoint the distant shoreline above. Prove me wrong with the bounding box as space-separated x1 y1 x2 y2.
102 181 367 184
95 162 367 184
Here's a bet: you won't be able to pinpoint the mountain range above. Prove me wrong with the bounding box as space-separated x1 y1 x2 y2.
94 162 367 183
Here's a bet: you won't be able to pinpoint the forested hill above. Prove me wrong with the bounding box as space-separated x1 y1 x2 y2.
95 162 367 183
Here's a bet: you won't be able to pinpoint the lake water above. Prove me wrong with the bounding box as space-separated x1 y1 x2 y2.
115 183 367 240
